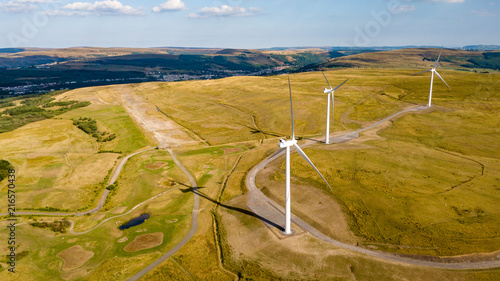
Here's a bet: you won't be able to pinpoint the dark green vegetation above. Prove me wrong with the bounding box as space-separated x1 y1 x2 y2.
0 91 90 133
29 219 71 233
0 159 13 182
72 117 116 142
467 52 500 70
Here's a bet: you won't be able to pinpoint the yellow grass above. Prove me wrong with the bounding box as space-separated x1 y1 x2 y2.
0 119 118 211
124 232 164 252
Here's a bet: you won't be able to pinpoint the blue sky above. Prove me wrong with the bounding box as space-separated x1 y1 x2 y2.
0 0 498 48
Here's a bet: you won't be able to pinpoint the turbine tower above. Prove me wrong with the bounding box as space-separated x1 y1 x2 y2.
277 77 332 235
413 49 451 107
321 71 348 144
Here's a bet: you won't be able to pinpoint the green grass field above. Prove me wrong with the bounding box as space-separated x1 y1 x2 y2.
58 104 150 153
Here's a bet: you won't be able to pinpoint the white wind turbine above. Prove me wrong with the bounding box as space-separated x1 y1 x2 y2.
413 49 451 107
277 77 332 235
321 72 348 144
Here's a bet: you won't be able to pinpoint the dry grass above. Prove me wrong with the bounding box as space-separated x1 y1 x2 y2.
124 232 164 252
144 161 169 170
56 245 94 271
0 119 118 211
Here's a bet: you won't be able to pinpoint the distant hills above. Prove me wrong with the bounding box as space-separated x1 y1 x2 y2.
0 46 498 97
309 48 500 71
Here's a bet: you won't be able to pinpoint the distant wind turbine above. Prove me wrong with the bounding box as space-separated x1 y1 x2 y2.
321 71 348 144
413 49 451 107
276 77 332 235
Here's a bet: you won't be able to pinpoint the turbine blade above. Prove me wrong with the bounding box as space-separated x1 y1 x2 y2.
333 79 349 91
434 71 451 89
331 92 335 109
434 48 443 68
321 71 332 89
412 69 431 75
270 147 286 160
288 77 295 140
293 144 332 191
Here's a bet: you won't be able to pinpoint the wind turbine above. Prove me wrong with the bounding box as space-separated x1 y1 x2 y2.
321 72 348 144
413 49 451 107
277 77 332 235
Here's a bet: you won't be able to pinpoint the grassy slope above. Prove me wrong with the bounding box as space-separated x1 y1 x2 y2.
58 104 150 153
0 101 149 212
141 68 499 280
0 149 194 281
0 64 498 280
260 70 500 256
0 119 117 211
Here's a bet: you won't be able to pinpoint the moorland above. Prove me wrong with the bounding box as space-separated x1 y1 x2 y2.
0 47 499 280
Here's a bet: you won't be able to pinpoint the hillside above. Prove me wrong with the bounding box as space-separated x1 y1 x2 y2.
0 65 499 280
315 48 500 71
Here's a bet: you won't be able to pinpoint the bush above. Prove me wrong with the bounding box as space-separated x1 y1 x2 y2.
72 117 116 142
0 159 14 182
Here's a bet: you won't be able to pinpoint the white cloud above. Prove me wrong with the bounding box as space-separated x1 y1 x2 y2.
393 4 416 13
0 0 55 13
152 0 185 13
188 5 261 19
53 0 143 16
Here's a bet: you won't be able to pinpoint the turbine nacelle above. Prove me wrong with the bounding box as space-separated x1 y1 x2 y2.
324 88 333 94
278 138 297 148
411 48 450 107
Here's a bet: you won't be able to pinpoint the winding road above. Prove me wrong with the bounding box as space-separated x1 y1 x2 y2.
4 101 498 278
127 147 199 281
246 105 500 270
0 147 155 218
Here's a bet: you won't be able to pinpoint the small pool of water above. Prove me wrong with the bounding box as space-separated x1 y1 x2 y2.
119 213 150 230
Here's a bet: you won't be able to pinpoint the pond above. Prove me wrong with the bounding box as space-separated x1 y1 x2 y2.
119 213 151 230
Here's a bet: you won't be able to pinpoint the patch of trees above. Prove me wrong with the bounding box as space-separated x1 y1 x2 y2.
42 100 78 108
29 218 71 233
0 91 90 133
22 206 70 212
0 159 14 182
464 52 500 70
72 117 116 142
106 181 118 191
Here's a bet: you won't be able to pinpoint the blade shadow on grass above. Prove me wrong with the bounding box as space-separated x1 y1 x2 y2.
179 184 284 231
245 125 282 138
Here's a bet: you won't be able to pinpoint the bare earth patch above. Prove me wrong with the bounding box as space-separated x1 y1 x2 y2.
124 232 164 252
222 147 244 154
121 92 198 147
56 245 94 271
257 164 358 245
145 161 168 170
118 236 129 243
113 206 127 214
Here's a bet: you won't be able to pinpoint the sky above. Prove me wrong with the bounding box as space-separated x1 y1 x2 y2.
0 0 499 49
